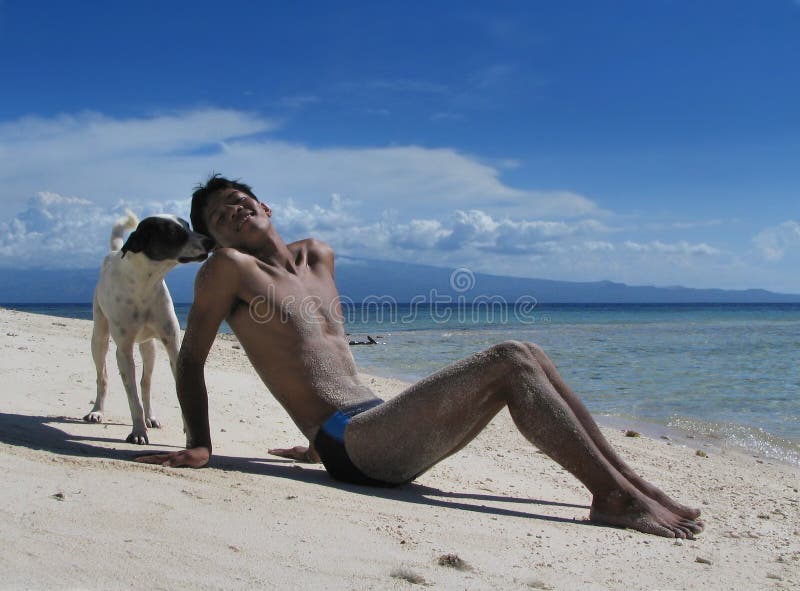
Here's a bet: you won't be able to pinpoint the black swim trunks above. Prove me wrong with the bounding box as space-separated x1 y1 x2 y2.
314 398 397 487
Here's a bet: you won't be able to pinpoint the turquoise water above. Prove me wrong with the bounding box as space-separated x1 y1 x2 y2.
5 302 799 465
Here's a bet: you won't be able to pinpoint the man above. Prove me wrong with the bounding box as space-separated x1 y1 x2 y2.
137 175 704 539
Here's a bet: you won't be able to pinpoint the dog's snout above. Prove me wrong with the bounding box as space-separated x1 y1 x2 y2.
201 236 215 251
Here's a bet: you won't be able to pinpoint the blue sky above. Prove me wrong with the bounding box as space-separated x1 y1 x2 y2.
1 1 799 292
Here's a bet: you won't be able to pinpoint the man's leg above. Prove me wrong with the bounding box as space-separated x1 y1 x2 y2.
345 341 703 538
523 342 700 520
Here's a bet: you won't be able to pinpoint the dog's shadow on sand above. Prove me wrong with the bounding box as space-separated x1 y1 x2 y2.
0 412 591 526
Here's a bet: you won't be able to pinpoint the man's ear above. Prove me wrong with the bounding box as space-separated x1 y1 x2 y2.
260 203 272 217
120 230 145 258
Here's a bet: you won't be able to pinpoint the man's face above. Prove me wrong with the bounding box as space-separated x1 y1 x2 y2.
203 188 272 249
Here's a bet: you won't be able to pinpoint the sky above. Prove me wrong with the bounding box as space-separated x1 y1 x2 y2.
1 0 799 292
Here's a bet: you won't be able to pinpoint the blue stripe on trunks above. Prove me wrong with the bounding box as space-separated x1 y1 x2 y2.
320 398 384 442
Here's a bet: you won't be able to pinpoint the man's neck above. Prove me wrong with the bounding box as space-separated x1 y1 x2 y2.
247 229 297 271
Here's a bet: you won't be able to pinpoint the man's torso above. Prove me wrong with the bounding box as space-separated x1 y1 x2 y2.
216 239 377 439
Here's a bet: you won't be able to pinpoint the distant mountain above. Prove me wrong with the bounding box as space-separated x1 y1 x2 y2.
332 257 800 304
1 256 799 304
0 265 200 304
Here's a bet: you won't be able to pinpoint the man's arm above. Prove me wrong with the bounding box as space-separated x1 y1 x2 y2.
136 251 242 467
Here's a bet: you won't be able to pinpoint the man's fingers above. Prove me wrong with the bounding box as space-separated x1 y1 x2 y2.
133 447 209 468
267 447 296 458
134 453 172 464
134 452 185 466
268 446 309 461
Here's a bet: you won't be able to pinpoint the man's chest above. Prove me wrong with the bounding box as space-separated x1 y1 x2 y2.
241 265 344 328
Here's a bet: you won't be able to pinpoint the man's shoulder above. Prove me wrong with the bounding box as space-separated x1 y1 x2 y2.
289 237 333 252
195 248 249 284
290 238 334 261
203 247 255 267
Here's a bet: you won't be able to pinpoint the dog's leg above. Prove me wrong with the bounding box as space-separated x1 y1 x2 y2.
139 339 161 429
85 306 111 423
116 345 149 444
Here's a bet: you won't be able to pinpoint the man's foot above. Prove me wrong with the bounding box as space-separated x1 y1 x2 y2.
625 474 701 520
590 489 705 539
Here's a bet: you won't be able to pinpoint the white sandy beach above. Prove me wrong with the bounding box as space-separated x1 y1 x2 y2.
0 307 798 590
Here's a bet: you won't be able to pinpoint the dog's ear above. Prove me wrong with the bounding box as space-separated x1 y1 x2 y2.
120 229 145 258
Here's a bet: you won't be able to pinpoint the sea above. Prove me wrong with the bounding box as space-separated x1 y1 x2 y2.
5 302 799 467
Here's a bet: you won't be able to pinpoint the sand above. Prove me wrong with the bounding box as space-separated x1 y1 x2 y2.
1 307 798 590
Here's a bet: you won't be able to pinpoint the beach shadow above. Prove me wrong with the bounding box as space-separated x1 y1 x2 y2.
0 412 181 460
209 454 588 524
0 412 589 526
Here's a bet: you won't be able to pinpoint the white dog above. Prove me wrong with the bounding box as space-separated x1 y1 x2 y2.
85 210 213 444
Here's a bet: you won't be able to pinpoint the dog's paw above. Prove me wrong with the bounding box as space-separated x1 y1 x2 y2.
83 412 104 423
146 417 162 429
126 431 149 445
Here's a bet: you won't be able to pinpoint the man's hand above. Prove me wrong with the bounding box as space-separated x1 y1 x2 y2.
267 445 320 464
134 447 211 468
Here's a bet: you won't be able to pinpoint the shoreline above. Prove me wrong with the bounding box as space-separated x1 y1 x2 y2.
1 307 799 589
4 304 799 469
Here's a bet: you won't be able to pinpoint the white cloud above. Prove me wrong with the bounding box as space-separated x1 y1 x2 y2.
279 194 359 234
4 108 781 291
0 187 611 270
624 240 721 256
0 108 598 221
643 219 728 231
0 108 273 159
583 241 615 252
390 219 450 249
0 187 784 293
0 191 194 268
752 220 800 261
274 201 610 258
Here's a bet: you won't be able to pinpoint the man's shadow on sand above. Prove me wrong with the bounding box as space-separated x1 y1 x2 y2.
0 412 590 526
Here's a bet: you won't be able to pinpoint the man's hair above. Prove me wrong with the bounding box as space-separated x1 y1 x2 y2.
190 174 259 239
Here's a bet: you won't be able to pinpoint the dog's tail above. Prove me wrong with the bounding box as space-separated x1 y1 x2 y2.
110 209 139 251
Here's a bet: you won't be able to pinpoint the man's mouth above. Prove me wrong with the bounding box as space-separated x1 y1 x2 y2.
236 211 254 232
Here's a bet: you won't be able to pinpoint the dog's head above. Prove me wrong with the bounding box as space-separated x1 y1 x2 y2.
121 215 214 263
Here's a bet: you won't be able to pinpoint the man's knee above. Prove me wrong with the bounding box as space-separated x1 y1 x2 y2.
489 340 541 373
523 341 546 361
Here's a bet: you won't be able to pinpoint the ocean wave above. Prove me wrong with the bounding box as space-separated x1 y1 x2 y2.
666 415 800 467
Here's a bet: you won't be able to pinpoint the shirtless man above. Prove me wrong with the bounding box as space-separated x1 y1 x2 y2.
136 175 704 539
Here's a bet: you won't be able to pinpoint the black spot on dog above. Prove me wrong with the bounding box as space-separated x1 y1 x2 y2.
121 217 190 261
